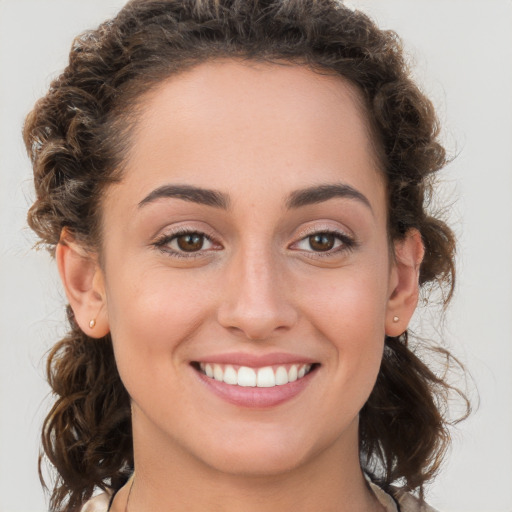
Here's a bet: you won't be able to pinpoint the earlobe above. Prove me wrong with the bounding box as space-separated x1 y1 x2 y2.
385 229 424 337
56 229 110 338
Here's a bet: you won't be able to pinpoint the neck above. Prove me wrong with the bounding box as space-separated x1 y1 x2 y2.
112 414 381 512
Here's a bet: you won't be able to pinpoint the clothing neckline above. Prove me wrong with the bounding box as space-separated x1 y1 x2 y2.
104 476 400 512
367 480 401 512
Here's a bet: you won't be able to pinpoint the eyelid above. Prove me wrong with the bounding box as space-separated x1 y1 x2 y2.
292 222 355 244
150 222 357 258
288 225 358 255
152 225 223 257
294 223 353 239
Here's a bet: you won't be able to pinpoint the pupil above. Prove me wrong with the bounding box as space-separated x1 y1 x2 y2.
177 234 203 252
309 233 335 251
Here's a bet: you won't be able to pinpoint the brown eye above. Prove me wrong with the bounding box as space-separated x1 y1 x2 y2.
308 233 335 252
154 230 218 257
176 233 205 252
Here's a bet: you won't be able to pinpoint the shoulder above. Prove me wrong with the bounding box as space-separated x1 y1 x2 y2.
369 480 439 512
80 492 111 512
394 488 440 512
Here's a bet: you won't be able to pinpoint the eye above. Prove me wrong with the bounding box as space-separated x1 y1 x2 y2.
291 230 354 254
306 233 337 252
153 230 219 256
173 233 211 252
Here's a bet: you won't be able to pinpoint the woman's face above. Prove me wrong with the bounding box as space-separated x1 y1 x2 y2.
98 60 400 475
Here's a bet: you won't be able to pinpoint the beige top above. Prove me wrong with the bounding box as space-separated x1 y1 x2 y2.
80 482 439 512
368 481 439 512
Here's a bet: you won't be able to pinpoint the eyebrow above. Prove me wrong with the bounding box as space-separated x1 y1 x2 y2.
138 184 230 209
286 183 373 212
138 182 372 213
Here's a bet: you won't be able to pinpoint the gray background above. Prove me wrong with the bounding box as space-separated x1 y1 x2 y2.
0 1 511 510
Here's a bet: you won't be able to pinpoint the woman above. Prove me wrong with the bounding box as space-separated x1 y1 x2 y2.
24 1 467 511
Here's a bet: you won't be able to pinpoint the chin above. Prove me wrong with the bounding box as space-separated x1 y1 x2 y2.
189 425 328 478
206 446 309 478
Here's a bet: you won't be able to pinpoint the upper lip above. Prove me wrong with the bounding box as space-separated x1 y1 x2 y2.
192 352 318 367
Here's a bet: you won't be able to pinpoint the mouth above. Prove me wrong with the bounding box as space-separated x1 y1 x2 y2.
192 362 318 388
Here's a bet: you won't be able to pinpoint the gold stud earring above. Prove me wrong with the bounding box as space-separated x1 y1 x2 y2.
89 319 96 329
393 316 399 323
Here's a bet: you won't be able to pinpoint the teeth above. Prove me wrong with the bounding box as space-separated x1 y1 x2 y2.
288 365 298 382
256 366 275 387
238 366 257 387
213 364 224 381
275 366 288 385
198 362 313 387
223 365 238 385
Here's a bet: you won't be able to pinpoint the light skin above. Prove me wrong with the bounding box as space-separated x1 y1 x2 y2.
57 60 424 512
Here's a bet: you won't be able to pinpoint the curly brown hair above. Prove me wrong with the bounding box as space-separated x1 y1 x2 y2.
24 1 468 510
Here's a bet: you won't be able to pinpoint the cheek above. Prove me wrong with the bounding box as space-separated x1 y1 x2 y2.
297 264 389 401
108 263 210 331
302 263 389 339
104 266 214 381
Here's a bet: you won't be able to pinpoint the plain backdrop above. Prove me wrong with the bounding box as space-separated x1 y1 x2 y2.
0 1 511 511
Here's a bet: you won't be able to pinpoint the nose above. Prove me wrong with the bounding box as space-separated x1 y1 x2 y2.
216 247 298 341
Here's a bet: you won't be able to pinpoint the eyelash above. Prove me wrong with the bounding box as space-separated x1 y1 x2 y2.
290 229 357 257
152 228 357 258
152 228 221 259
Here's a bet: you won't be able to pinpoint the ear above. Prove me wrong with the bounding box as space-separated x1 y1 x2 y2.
56 229 110 338
385 229 425 337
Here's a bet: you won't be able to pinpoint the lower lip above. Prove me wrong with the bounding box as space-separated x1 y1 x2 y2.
194 367 317 408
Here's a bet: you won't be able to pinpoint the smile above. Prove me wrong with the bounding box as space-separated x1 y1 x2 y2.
197 363 314 388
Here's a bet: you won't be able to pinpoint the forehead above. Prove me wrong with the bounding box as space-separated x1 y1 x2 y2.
133 59 376 157
113 59 385 213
